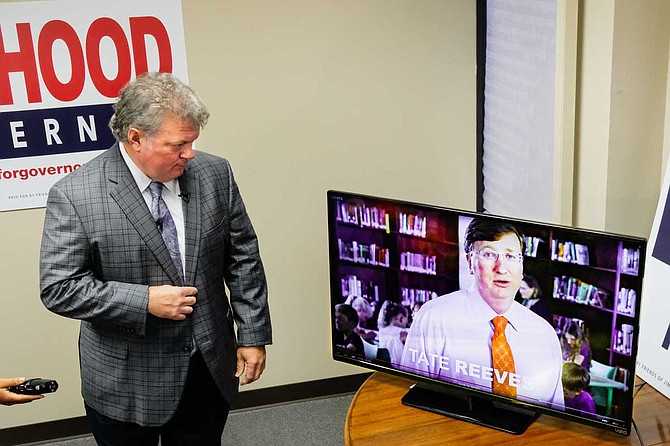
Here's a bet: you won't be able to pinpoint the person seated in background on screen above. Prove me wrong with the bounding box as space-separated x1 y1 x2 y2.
377 300 409 365
334 304 365 356
344 295 377 342
409 301 424 325
516 274 552 324
400 217 565 409
0 378 44 406
562 362 596 415
561 322 591 371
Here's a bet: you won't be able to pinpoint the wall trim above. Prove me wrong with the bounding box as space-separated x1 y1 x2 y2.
0 372 372 445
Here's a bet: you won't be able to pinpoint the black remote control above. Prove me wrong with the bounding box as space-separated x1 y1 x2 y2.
8 378 58 395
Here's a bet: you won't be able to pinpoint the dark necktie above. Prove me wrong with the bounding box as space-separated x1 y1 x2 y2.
148 181 184 285
491 316 517 398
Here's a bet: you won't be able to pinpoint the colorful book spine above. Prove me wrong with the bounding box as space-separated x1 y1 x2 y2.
401 287 439 306
400 251 437 275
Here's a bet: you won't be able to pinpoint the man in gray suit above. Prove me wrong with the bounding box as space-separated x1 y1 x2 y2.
40 72 271 445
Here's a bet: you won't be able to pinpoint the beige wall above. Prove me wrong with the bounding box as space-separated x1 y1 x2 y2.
605 0 670 236
573 1 614 231
574 0 670 237
0 1 477 429
664 53 670 172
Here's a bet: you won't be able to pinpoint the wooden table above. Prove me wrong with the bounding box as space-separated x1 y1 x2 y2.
345 372 670 446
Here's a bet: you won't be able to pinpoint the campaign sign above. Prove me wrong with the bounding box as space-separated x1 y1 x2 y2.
0 0 188 211
637 158 670 400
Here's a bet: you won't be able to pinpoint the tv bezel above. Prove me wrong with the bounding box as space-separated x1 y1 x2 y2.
327 190 646 436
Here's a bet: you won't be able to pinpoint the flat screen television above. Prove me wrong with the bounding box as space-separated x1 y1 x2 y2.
327 190 647 436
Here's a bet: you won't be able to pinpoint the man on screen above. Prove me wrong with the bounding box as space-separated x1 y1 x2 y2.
400 217 564 409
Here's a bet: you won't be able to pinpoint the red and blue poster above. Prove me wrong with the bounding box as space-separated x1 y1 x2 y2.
0 0 188 211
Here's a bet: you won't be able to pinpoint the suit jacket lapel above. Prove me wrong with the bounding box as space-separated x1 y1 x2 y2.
106 144 183 285
179 165 201 287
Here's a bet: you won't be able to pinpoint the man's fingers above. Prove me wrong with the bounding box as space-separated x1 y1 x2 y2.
181 286 198 296
181 304 194 315
148 285 198 320
245 363 259 381
235 356 245 378
236 346 267 385
0 377 24 387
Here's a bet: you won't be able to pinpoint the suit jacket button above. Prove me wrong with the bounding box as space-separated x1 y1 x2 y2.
183 346 191 352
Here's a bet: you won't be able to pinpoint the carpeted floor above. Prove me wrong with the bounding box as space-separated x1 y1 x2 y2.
25 393 355 446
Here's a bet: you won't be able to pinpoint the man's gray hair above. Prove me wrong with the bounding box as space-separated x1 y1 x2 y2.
109 72 210 142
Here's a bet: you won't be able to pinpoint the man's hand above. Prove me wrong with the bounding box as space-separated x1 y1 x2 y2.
148 286 198 320
0 378 44 406
236 346 267 386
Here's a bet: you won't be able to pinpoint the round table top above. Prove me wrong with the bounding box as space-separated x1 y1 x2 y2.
345 372 670 446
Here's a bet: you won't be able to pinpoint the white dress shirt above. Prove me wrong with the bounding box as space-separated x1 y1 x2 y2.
119 143 186 277
400 284 565 410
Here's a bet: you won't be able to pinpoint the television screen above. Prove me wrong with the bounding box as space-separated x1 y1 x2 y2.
327 190 646 436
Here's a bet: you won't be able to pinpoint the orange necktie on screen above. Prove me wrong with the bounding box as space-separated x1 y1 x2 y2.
491 316 517 398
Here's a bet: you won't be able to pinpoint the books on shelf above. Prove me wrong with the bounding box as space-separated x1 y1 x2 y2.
551 239 590 265
523 236 544 258
399 212 427 238
616 287 636 317
401 287 438 306
336 202 390 233
400 251 437 275
342 274 362 299
612 324 634 356
552 275 610 309
338 239 390 267
341 274 380 302
336 202 359 225
621 247 640 276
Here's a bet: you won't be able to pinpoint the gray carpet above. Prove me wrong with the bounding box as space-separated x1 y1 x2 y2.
27 393 355 446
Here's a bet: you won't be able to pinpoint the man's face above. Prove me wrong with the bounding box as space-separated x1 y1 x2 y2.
127 114 199 182
467 232 523 314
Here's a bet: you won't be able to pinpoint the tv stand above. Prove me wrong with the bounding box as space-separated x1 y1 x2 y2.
400 383 539 434
346 372 665 445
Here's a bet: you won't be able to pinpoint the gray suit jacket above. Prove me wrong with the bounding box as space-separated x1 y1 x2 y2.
40 143 271 426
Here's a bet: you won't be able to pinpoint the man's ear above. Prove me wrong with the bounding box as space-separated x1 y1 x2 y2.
127 128 143 151
466 253 474 275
